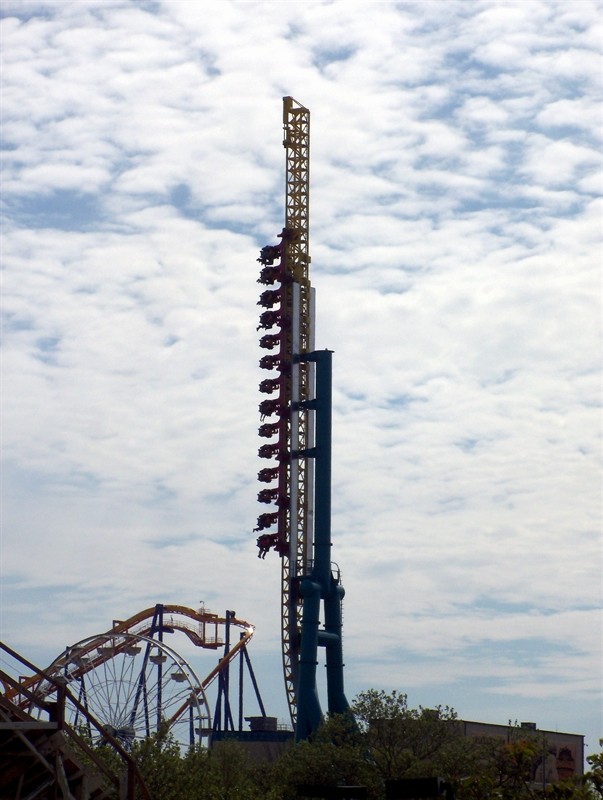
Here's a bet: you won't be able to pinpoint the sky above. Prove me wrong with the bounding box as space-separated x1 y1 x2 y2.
1 0 601 762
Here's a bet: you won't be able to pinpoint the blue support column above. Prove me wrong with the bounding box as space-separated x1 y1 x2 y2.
295 577 323 741
324 580 349 716
295 350 350 742
311 350 333 591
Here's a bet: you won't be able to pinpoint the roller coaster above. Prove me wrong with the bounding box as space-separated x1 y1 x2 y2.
4 604 263 749
255 97 350 741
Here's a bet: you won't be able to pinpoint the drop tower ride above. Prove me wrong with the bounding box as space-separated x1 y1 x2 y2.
254 97 350 742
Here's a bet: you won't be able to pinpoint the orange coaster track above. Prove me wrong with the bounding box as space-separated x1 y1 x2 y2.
8 604 254 713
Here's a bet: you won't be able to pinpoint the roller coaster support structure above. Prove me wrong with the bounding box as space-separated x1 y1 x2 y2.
295 349 349 742
255 97 350 741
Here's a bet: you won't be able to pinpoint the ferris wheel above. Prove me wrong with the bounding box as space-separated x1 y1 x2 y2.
31 631 211 749
10 605 258 748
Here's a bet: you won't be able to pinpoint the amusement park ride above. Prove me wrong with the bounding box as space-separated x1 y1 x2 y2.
3 604 264 750
0 99 346 785
254 97 350 742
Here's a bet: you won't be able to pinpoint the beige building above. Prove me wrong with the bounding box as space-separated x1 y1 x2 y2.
214 716 585 781
460 719 584 783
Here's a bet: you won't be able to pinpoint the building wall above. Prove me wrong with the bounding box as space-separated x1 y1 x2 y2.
212 729 294 763
461 720 584 781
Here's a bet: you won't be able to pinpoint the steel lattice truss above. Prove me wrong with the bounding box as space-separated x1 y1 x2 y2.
255 97 314 726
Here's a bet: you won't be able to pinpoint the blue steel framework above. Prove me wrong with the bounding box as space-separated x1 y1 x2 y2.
255 98 349 740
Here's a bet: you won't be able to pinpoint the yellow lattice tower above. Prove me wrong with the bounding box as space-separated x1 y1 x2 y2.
280 96 314 726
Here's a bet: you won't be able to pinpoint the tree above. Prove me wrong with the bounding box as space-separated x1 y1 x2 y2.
350 691 590 800
352 689 464 781
275 712 382 800
495 735 543 799
130 727 188 800
82 690 593 800
204 740 266 800
121 732 269 800
585 741 603 798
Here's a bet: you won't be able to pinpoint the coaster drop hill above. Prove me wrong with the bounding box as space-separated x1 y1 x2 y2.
254 97 350 742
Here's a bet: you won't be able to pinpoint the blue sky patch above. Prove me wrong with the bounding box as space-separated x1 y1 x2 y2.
10 190 102 231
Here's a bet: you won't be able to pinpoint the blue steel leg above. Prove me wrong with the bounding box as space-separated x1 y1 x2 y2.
295 577 323 742
311 350 332 591
324 579 349 716
295 350 350 741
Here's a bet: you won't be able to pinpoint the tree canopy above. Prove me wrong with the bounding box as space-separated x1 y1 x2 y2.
92 692 600 800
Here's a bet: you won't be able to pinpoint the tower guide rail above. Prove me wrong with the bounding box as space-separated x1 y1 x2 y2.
255 98 350 741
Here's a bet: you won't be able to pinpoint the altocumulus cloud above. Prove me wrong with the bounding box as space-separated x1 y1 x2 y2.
0 0 601 757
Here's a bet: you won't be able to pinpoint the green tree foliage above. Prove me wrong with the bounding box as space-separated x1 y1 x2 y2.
100 692 590 800
275 712 382 800
130 727 189 800
352 689 465 781
130 733 267 800
494 735 543 799
585 740 603 798
452 726 597 800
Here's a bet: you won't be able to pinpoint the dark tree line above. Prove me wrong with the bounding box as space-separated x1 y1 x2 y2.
94 690 602 800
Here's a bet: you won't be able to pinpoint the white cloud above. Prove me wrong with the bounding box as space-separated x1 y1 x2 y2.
1 0 600 757
521 133 601 187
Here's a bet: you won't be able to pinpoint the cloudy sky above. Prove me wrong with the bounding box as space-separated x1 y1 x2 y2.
1 0 601 759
